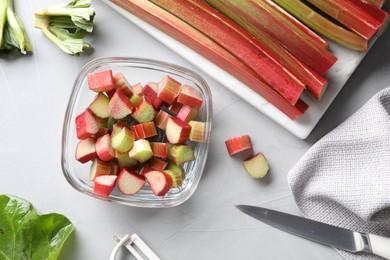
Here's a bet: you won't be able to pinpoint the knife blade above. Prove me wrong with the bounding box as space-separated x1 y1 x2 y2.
236 205 390 259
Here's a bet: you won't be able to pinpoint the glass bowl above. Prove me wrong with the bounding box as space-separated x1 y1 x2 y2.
61 57 212 208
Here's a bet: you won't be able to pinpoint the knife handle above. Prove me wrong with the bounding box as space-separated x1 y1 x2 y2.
368 234 390 259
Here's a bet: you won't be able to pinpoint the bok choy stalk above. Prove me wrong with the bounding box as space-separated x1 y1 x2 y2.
0 0 32 55
34 0 95 55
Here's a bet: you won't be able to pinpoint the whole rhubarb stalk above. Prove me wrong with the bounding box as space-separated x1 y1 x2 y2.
111 0 308 119
149 0 305 105
306 0 385 41
272 0 369 52
204 0 337 75
205 0 329 100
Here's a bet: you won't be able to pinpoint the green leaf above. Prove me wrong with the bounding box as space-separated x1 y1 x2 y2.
0 195 74 260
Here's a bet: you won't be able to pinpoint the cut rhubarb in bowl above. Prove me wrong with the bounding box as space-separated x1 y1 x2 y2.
61 57 212 208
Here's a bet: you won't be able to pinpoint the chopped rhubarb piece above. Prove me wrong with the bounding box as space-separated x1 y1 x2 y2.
188 121 206 143
115 150 138 168
93 175 117 197
113 72 132 88
75 109 100 140
177 85 203 108
111 126 135 152
146 156 169 172
150 142 168 158
95 134 116 161
117 168 146 195
132 82 143 96
154 109 171 130
139 165 154 175
89 93 110 118
225 135 253 156
131 97 156 123
165 117 192 144
167 101 182 115
76 137 97 163
165 163 185 187
110 162 120 176
93 127 109 139
176 105 199 123
130 122 158 139
90 158 112 181
109 88 135 120
243 152 270 179
143 82 164 109
88 70 116 92
144 170 173 196
272 0 369 52
205 0 337 75
168 144 195 166
130 94 142 106
112 0 308 119
128 139 153 163
151 0 305 105
306 0 385 40
157 76 182 104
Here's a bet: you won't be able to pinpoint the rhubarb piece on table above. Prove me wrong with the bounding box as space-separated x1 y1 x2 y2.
115 150 138 168
166 117 192 144
225 135 253 156
111 126 135 152
111 0 308 120
150 142 168 158
188 121 206 143
93 175 117 197
95 134 116 161
143 82 164 109
75 108 100 140
243 152 270 179
89 93 110 118
168 144 195 166
131 97 156 123
157 76 182 104
176 105 199 123
144 170 173 196
177 85 203 108
76 137 97 163
117 168 146 195
128 139 153 163
90 158 112 181
88 70 116 92
109 88 135 120
130 121 158 139
150 0 305 105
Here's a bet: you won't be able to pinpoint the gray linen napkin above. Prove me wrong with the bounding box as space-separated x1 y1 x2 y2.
288 87 390 260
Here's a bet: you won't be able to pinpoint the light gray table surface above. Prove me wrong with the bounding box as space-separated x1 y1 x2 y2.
1 1 390 259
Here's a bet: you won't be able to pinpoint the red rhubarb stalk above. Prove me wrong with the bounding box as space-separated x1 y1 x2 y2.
149 0 305 105
205 0 328 100
306 0 385 40
111 0 308 119
366 0 386 8
271 0 369 52
206 0 337 75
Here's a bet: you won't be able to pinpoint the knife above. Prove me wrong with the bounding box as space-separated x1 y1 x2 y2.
236 205 390 259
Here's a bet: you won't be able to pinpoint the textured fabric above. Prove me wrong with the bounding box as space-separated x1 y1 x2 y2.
288 87 390 260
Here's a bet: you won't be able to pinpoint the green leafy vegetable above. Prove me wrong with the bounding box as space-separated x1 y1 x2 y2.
0 194 74 260
34 0 95 55
0 0 32 55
